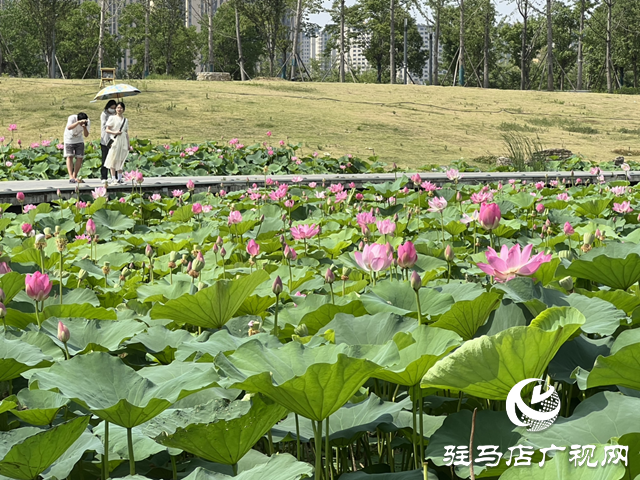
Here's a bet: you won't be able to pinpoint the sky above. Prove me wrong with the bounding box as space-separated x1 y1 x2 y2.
308 0 517 27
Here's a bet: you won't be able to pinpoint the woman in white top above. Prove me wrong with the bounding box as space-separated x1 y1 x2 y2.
100 100 117 185
104 102 129 184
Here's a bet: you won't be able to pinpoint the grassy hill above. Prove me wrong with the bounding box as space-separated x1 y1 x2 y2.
2 77 640 169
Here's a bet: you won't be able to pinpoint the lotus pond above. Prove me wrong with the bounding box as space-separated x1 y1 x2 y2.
1 172 640 480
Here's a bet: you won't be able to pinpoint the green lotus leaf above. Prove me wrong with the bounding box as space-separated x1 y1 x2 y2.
430 292 501 341
136 281 193 303
499 443 625 480
576 288 640 316
156 394 287 465
0 399 17 415
0 337 52 382
0 416 89 480
7 389 69 426
319 313 418 345
176 330 281 362
339 471 430 480
548 335 613 384
93 421 169 462
561 243 640 290
421 307 585 400
124 326 195 364
28 352 219 428
0 272 26 303
617 433 640 480
586 333 640 390
92 208 136 231
425 409 523 479
33 317 145 355
373 325 462 386
181 453 313 480
150 270 269 328
215 340 381 421
574 197 612 217
271 394 412 446
524 392 640 449
41 431 103 480
361 282 455 318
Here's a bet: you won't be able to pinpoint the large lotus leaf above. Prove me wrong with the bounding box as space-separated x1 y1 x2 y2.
181 453 313 480
494 278 566 317
0 416 89 480
319 313 418 345
5 304 117 330
294 301 368 335
499 444 625 480
0 337 52 381
0 399 17 415
561 243 640 290
92 208 136 231
373 325 462 386
40 431 103 480
0 272 26 303
586 334 640 390
176 330 282 362
156 394 287 465
577 289 640 316
136 281 193 303
28 352 219 428
435 281 486 302
150 270 269 328
93 422 170 461
271 394 412 446
618 433 640 480
7 389 69 426
421 307 585 400
123 326 194 364
33 317 145 355
476 301 532 337
425 409 523 479
524 392 640 449
361 282 455 318
548 335 613 384
215 340 381 421
430 292 501 341
340 471 432 480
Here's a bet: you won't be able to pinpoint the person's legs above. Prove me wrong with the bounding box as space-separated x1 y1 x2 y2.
73 156 83 179
100 144 110 181
66 156 75 179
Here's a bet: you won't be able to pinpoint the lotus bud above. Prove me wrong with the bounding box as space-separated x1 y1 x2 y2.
559 276 574 292
216 236 224 246
145 244 154 259
57 321 70 343
325 268 335 284
282 214 287 222
78 269 88 282
294 323 308 337
43 227 52 239
444 245 454 262
410 271 422 291
220 247 227 257
0 288 5 303
0 302 6 318
456 191 462 202
583 232 595 246
260 214 265 223
272 276 283 295
86 218 96 236
102 262 111 276
563 222 575 236
192 251 205 272
393 213 399 223
56 236 67 252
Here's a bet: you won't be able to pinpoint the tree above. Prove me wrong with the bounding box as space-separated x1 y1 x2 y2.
426 0 448 85
0 0 43 76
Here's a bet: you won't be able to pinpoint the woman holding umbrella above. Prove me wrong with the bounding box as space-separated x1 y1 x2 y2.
100 100 117 185
104 102 129 184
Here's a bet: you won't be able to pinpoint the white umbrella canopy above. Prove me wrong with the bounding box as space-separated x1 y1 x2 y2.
90 83 141 103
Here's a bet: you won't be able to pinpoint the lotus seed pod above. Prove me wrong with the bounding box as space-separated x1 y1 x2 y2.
169 251 179 262
56 236 67 252
559 276 574 292
583 232 595 246
294 324 308 337
78 269 88 281
197 281 206 291
43 227 52 238
558 250 573 261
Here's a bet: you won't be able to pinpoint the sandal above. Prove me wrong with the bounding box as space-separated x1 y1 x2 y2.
69 179 76 184
76 178 85 184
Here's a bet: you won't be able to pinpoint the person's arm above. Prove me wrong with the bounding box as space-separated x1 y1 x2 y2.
82 120 90 138
67 117 85 130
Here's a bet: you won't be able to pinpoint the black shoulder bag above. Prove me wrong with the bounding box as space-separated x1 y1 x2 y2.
106 118 126 148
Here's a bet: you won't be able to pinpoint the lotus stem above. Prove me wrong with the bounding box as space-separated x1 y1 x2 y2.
325 416 331 480
414 291 423 324
35 302 41 330
127 427 135 475
315 420 323 480
274 293 279 336
440 212 445 246
104 421 109 480
423 461 428 480
59 253 63 304
469 408 478 480
267 429 274 455
63 342 70 361
412 392 418 469
419 386 424 468
288 262 293 293
388 432 394 472
295 413 301 461
40 249 45 274
232 463 238 476
329 284 334 305
170 455 177 480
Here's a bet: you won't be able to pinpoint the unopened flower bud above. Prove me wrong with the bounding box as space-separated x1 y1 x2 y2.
294 324 308 337
192 252 205 272
0 302 6 318
559 276 574 292
55 225 61 235
145 244 154 259
410 271 422 291
272 276 283 295
216 236 224 246
220 247 227 257
444 245 454 262
57 321 70 343
456 191 462 202
325 268 335 284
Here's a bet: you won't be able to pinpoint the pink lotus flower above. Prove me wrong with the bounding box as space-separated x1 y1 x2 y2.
5 162 12 167
8 124 16 132
92 187 107 199
86 218 96 236
354 243 394 272
202 205 213 213
557 193 570 201
16 192 25 202
536 203 545 213
172 190 184 198
428 197 447 213
291 176 303 183
397 241 418 269
335 191 348 203
421 181 438 192
284 200 295 208
308 182 317 188
478 203 501 231
279 140 285 146
622 163 631 172
477 244 552 283
445 169 461 181
330 183 344 194
246 239 260 257
355 193 364 201
0 262 11 274
535 182 545 190
57 321 70 343
356 209 376 229
25 271 52 301
228 210 243 225
376 219 396 235
291 224 319 240
411 174 421 184
284 245 297 260
119 197 126 203
613 201 633 214
150 194 161 202
42 140 51 147
23 204 36 213
21 223 33 236
470 191 493 204
266 131 272 137
564 222 575 236
610 186 627 196
56 143 64 150
76 201 87 209
192 203 203 214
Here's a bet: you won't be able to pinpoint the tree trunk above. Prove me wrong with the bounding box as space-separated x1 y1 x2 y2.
235 6 247 80
98 0 106 72
50 28 56 78
144 0 150 77
606 0 613 93
339 0 345 82
377 60 382 83
577 0 584 90
390 0 395 84
633 57 638 88
434 4 440 85
458 0 464 86
519 0 528 90
290 0 303 80
208 0 214 72
483 0 489 88
546 0 553 91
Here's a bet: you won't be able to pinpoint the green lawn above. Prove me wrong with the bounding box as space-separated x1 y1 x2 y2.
2 77 640 168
